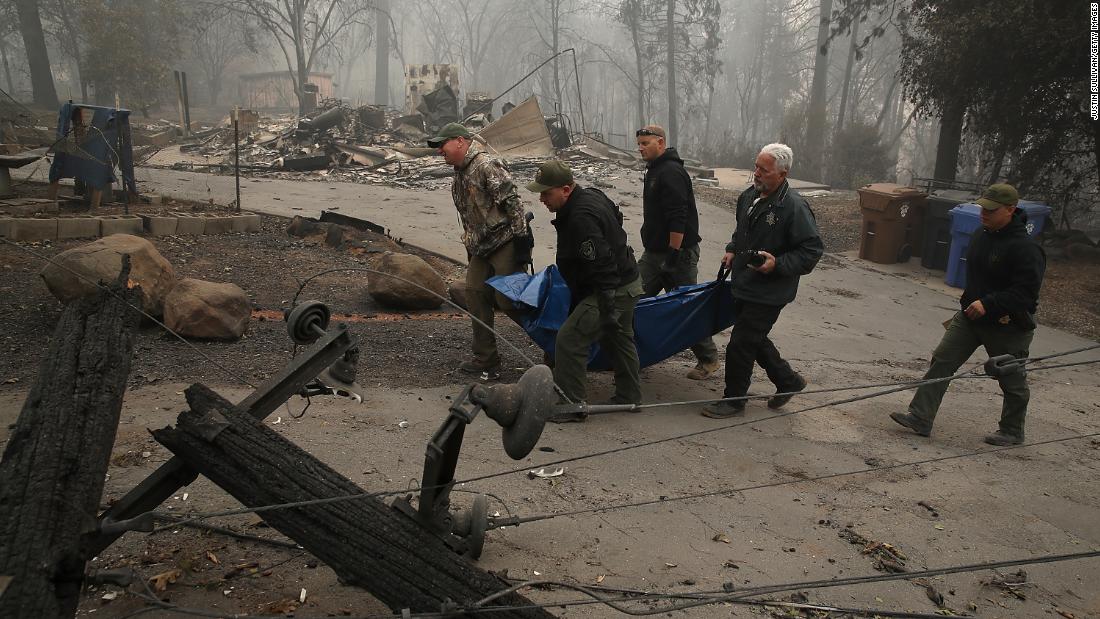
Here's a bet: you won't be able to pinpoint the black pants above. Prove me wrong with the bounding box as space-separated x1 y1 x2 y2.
723 299 800 398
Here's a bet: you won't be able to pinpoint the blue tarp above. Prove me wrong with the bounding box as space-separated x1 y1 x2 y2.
489 266 736 370
48 103 136 193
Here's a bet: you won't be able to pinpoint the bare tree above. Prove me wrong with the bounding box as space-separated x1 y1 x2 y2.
412 0 458 65
802 0 832 182
372 0 388 105
453 0 515 92
616 0 658 128
14 0 59 108
834 13 860 134
40 0 89 102
524 0 581 113
190 4 257 105
234 0 372 115
0 2 18 95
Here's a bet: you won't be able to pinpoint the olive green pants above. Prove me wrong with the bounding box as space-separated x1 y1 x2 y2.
466 242 519 365
908 312 1034 438
638 245 719 364
554 277 644 404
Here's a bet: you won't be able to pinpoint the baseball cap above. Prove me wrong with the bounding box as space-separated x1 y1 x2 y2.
426 122 473 147
976 183 1019 210
526 160 574 192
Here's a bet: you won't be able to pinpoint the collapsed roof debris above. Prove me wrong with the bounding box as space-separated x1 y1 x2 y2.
136 96 714 191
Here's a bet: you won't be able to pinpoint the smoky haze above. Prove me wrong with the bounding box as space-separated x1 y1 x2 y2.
1 0 1096 213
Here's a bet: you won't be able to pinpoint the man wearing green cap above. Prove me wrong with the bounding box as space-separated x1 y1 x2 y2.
428 122 534 378
890 183 1046 446
527 159 643 419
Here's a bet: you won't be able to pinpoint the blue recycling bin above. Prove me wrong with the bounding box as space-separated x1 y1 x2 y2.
944 201 1052 288
945 205 982 288
1016 200 1052 238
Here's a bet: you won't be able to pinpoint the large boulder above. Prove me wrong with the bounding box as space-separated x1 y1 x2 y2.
164 278 251 340
368 252 447 310
447 281 469 311
40 234 176 316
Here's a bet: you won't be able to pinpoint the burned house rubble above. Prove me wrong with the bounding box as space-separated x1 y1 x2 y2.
142 95 715 191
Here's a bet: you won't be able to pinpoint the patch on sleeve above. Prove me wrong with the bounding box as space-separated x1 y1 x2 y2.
580 239 596 261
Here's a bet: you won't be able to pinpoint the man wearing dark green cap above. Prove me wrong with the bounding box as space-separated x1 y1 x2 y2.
890 183 1046 446
527 159 643 418
428 122 533 378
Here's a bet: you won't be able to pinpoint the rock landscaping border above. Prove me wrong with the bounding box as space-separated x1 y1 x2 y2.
0 212 262 240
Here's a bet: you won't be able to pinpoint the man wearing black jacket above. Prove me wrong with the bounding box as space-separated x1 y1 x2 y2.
527 160 643 420
703 143 823 418
891 184 1046 445
636 124 720 380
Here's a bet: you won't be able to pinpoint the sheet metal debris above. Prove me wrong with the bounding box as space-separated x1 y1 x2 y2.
140 96 714 191
527 466 564 479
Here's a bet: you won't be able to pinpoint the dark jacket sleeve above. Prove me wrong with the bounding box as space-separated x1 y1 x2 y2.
571 211 619 292
774 200 824 277
980 241 1046 318
661 166 692 236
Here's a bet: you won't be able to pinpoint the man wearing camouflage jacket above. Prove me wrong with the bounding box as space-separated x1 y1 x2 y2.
429 123 533 378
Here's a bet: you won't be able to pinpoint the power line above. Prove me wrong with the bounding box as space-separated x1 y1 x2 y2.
114 547 1100 618
149 357 1099 531
488 430 1100 527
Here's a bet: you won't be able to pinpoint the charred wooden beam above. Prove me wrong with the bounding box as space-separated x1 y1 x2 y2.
153 384 555 618
0 259 141 617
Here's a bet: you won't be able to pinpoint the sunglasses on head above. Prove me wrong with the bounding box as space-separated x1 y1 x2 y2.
636 128 662 137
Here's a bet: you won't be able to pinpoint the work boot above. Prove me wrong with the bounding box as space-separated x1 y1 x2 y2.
701 399 746 419
983 431 1024 446
458 358 501 380
889 412 932 437
767 373 806 409
686 360 721 380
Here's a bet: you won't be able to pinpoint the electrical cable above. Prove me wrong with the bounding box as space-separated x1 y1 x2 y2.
288 266 570 402
152 512 301 549
485 430 1100 527
8 235 1096 615
113 547 1100 618
147 357 1098 532
1020 342 1100 363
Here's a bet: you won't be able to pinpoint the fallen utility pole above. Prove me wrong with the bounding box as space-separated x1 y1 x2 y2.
85 318 357 558
153 384 556 618
0 259 141 618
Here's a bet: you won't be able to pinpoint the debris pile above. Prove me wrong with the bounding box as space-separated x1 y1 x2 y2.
837 527 908 573
144 98 714 191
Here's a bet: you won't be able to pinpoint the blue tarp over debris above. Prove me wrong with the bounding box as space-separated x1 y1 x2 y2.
48 103 136 193
489 266 736 370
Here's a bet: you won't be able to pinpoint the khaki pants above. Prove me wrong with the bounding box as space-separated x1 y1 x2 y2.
908 312 1034 438
553 277 643 404
466 242 518 365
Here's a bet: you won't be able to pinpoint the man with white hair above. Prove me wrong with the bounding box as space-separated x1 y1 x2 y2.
703 143 823 418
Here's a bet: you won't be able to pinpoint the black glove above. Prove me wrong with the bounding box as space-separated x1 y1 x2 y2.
513 233 534 270
642 279 663 297
660 248 681 283
660 248 681 275
596 289 620 335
